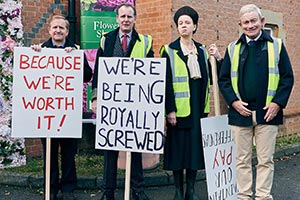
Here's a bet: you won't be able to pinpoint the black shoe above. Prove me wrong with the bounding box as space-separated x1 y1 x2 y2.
49 192 57 200
62 192 76 200
100 192 114 200
185 189 196 200
174 189 184 200
132 190 150 200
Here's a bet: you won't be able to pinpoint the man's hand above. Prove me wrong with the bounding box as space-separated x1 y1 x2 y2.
30 44 42 52
64 47 76 52
232 100 252 117
264 102 280 122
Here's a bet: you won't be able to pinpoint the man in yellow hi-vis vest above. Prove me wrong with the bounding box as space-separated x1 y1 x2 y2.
91 3 153 200
218 4 294 200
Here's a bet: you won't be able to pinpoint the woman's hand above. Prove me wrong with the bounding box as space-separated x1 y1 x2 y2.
167 111 177 126
208 44 222 61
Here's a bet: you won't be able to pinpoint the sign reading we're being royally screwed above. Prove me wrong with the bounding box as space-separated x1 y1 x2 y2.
95 57 166 154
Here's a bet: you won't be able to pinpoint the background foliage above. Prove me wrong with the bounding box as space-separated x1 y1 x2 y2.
0 0 25 168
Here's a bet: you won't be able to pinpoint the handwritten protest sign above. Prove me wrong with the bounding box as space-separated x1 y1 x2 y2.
95 57 166 153
12 47 84 138
201 115 238 200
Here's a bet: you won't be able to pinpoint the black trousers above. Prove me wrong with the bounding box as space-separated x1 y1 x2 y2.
102 150 144 192
42 138 77 194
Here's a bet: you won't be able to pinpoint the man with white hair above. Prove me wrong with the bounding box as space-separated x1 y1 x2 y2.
218 4 294 200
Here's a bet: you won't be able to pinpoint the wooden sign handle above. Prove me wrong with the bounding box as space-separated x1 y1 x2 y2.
209 56 221 116
45 137 51 200
124 151 132 200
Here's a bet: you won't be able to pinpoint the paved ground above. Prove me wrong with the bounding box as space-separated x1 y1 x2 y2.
0 152 299 200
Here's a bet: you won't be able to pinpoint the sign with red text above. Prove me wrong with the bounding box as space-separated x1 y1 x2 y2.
12 47 84 138
95 57 166 153
201 115 238 200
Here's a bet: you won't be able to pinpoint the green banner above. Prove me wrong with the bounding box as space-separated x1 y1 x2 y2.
80 11 118 49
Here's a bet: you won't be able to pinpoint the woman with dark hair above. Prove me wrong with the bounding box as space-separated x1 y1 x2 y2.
160 6 222 200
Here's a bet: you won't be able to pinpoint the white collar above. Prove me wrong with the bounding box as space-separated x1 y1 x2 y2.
246 31 262 43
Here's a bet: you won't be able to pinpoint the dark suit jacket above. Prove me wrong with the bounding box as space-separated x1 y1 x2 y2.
218 30 294 126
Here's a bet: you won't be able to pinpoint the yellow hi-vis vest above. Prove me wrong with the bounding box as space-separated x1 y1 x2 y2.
228 37 282 106
160 45 210 117
100 33 152 58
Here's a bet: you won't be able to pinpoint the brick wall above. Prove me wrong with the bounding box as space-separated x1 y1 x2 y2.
22 0 68 46
135 0 173 55
21 0 300 157
24 138 43 158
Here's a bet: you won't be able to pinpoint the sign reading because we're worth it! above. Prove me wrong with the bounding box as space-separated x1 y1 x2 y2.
12 47 84 138
95 57 166 154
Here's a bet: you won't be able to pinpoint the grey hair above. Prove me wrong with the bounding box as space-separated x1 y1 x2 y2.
239 4 262 19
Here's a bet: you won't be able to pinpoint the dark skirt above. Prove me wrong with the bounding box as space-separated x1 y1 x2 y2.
163 79 206 170
163 122 205 170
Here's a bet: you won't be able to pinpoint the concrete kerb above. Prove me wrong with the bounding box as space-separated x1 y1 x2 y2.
0 143 299 190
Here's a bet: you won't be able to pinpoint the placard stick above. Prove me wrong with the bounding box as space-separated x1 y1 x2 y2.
209 56 221 116
124 151 132 200
45 137 51 200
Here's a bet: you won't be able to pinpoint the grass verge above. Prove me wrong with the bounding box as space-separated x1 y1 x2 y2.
0 133 299 176
0 154 105 177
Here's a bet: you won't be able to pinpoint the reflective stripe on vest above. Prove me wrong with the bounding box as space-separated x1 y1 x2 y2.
228 37 282 105
160 45 210 117
100 33 152 58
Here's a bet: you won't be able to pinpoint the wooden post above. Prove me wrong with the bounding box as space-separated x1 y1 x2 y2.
124 151 132 200
209 56 221 116
45 137 51 200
